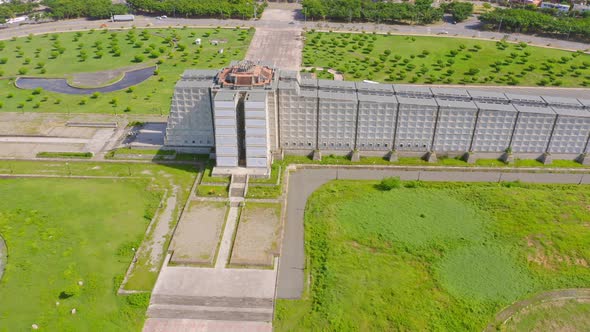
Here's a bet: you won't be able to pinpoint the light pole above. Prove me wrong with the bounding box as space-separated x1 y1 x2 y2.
497 16 503 33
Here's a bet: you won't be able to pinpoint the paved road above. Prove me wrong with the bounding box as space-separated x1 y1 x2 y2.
0 3 588 52
245 7 303 70
16 66 156 94
277 166 590 299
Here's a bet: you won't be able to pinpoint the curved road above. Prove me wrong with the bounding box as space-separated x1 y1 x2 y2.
485 288 590 331
277 166 590 299
15 66 156 95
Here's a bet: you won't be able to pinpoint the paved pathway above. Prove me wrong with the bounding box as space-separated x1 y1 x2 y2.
15 66 156 94
0 235 6 282
215 205 239 269
485 288 590 331
245 6 303 70
277 166 590 299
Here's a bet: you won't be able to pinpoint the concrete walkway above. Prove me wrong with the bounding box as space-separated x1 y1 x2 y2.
277 166 590 299
215 206 239 269
0 235 6 282
485 288 590 331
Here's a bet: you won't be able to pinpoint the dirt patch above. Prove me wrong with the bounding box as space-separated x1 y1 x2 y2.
525 235 587 269
230 203 281 267
170 201 227 265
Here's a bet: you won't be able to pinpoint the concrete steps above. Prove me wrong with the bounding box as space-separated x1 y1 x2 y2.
151 294 273 308
229 174 248 198
148 294 273 322
147 304 273 322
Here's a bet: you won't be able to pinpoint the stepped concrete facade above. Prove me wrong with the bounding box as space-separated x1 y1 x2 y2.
165 61 590 175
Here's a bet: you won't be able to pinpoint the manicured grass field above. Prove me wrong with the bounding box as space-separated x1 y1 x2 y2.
0 27 253 114
303 32 590 87
0 178 160 331
275 180 590 330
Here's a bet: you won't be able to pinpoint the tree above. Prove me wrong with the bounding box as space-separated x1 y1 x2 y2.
442 1 474 22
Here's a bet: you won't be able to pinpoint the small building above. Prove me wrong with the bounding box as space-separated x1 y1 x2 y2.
573 4 590 12
540 2 570 12
112 15 135 22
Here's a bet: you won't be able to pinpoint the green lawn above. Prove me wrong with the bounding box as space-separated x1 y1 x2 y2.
0 178 160 331
196 184 228 198
303 32 590 87
0 27 253 114
282 154 588 169
0 160 198 292
275 180 590 331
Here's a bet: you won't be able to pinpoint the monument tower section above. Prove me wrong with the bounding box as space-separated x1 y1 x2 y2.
212 61 277 177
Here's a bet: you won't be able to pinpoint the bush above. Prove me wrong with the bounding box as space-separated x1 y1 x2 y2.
32 88 43 95
133 55 145 63
18 67 28 75
378 177 402 191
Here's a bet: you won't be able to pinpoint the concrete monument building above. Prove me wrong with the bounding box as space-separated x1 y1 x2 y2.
165 61 590 176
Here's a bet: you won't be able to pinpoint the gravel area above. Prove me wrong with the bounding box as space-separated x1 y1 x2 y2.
230 203 281 267
170 201 227 265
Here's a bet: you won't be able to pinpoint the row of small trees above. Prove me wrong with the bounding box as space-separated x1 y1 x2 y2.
302 0 444 25
126 0 265 19
42 0 128 20
479 8 590 41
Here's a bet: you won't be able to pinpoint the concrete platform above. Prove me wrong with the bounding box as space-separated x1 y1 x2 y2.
212 167 270 179
152 265 277 300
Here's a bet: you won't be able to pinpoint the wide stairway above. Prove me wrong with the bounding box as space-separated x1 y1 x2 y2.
229 174 247 198
147 293 273 322
144 265 276 331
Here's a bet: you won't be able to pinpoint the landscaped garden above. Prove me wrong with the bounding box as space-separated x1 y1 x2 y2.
302 32 590 87
0 177 159 331
275 180 590 330
0 27 253 114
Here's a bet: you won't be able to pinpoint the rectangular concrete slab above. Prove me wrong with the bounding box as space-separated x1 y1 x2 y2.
230 203 281 267
153 266 277 300
170 201 227 265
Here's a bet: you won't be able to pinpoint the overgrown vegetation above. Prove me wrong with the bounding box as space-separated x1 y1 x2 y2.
303 32 590 86
36 151 93 159
0 178 160 330
275 181 590 330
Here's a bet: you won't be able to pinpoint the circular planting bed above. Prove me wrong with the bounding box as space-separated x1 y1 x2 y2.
15 66 156 95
